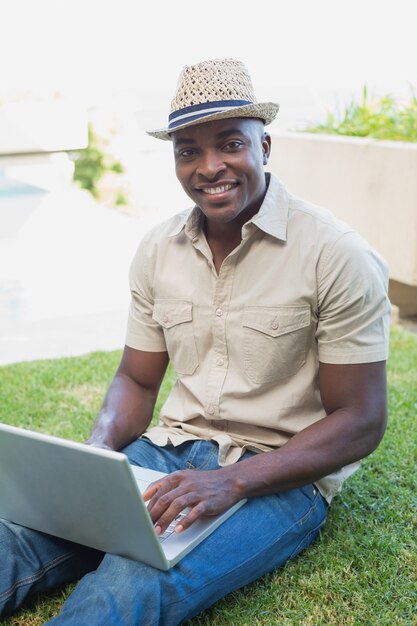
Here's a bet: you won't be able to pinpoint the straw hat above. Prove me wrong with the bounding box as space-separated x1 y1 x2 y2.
146 58 279 141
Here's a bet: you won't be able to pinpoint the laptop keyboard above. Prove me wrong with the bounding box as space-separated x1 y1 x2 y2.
159 511 188 543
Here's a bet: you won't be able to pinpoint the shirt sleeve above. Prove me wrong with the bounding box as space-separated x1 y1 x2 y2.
316 231 391 364
124 236 167 352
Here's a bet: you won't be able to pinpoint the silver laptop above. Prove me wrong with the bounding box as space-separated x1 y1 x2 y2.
0 423 246 570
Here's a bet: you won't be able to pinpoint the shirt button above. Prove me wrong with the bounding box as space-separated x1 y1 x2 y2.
271 320 279 330
163 315 170 323
216 357 224 366
208 405 215 415
215 308 223 317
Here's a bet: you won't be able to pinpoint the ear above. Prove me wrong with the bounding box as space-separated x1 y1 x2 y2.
262 133 271 165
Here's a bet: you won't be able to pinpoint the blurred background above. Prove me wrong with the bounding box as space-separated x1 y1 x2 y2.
1 0 416 365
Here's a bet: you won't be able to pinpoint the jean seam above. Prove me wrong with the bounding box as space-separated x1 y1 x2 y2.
288 520 324 560
166 493 326 612
288 493 328 559
0 551 76 602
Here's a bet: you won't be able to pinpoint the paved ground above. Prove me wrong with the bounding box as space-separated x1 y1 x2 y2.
0 180 176 366
0 128 197 367
1 147 415 367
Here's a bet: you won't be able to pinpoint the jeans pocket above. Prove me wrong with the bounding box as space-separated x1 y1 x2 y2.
288 485 327 559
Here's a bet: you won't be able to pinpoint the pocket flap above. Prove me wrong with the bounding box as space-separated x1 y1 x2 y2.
153 300 193 329
243 305 310 338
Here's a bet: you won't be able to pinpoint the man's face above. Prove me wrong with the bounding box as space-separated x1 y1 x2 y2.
172 118 271 225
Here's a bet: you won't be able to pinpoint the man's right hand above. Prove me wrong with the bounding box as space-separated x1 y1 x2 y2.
86 440 113 450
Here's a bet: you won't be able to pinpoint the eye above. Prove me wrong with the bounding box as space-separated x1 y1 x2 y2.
223 140 244 151
177 148 197 159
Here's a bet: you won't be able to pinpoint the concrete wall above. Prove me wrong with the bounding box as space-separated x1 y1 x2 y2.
267 131 417 314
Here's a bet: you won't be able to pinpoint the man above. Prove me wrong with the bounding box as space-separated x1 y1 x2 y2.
0 58 390 625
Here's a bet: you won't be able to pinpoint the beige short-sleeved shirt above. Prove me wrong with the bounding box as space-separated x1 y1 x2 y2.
126 174 391 501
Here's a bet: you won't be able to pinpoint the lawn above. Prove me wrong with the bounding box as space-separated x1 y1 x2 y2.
0 326 416 625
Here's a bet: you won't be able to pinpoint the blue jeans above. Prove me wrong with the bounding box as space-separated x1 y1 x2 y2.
0 439 328 625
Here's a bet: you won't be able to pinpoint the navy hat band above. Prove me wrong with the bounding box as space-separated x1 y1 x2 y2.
168 99 252 130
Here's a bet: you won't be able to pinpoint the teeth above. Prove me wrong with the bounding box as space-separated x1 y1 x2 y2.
203 184 234 195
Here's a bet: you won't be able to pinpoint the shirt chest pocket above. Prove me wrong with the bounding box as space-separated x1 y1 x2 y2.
152 300 199 376
242 305 311 384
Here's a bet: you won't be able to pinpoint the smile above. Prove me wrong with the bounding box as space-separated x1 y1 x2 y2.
200 183 237 195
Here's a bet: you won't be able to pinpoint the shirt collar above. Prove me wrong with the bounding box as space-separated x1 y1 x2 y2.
167 173 289 242
167 207 201 239
249 173 289 241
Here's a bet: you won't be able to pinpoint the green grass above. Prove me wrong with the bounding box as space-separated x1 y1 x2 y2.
1 326 416 625
303 86 417 143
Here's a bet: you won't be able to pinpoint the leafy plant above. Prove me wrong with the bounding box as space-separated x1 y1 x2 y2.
115 188 128 206
69 124 124 197
304 86 417 142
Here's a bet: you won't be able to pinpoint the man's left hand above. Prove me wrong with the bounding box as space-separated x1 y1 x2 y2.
143 468 241 535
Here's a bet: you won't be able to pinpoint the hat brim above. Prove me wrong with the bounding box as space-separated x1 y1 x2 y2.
146 102 279 141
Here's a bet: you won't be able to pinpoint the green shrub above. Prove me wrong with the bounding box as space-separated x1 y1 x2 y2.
115 189 128 206
69 124 124 197
304 86 417 142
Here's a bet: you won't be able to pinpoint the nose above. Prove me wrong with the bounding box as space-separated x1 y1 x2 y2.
196 149 226 180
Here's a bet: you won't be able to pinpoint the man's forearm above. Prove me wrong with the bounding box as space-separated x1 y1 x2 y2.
143 405 384 535
142 361 387 534
225 360 385 500
87 371 157 451
223 404 386 501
